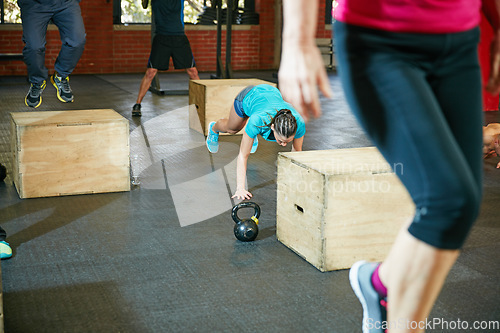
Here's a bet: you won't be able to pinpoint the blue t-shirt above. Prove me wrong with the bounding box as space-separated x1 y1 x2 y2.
243 85 306 141
152 0 185 35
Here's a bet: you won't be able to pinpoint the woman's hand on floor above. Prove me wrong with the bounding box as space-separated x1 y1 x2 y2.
232 188 253 200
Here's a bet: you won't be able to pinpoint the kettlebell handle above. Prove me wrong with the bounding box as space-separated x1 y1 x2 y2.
231 202 260 224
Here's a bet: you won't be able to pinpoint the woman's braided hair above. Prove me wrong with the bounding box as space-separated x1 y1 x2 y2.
268 109 297 138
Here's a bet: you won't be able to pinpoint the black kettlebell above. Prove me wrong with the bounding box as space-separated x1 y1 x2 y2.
232 202 261 242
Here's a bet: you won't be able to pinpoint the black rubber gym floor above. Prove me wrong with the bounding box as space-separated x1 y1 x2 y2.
0 72 498 332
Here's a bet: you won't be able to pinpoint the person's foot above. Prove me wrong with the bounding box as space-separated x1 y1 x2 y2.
206 121 219 153
250 136 259 154
349 261 387 333
51 73 74 103
25 80 46 108
0 163 6 182
0 241 12 259
132 103 142 117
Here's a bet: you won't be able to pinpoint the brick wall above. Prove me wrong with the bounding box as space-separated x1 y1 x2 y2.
0 0 331 76
0 29 24 75
256 0 275 69
80 0 115 73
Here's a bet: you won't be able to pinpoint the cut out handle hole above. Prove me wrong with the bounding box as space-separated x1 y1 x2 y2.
295 204 304 213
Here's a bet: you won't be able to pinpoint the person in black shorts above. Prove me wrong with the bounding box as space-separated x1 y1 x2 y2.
132 0 199 117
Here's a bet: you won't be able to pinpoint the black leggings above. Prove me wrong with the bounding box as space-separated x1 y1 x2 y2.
334 22 483 249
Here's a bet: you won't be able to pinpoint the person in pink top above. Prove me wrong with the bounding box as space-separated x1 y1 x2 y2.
279 1 500 332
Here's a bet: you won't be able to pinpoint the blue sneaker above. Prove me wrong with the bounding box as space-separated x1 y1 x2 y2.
349 261 387 333
250 136 259 154
206 121 219 153
0 241 12 259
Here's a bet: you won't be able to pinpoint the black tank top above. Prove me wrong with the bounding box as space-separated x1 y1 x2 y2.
152 0 185 35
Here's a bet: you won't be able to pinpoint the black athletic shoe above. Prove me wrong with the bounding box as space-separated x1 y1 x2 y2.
25 80 46 108
132 103 142 117
51 73 74 103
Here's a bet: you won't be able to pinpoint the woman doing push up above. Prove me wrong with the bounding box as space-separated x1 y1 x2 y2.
205 84 306 200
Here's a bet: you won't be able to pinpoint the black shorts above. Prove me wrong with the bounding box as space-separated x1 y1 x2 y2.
148 34 196 70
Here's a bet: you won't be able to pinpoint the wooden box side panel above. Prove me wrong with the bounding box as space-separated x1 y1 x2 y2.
276 155 328 271
324 173 415 270
16 121 130 198
203 84 248 136
189 81 206 135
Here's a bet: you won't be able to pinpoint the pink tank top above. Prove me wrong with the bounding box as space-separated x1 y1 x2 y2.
334 0 481 34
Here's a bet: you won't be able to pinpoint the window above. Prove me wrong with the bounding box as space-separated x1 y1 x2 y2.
115 0 248 25
3 0 254 26
120 0 151 24
1 0 21 24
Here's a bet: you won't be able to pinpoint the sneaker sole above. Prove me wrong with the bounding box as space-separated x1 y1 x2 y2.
206 138 219 153
51 76 74 103
132 110 142 117
349 260 373 333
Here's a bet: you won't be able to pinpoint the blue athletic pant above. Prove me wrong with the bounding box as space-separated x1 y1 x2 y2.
334 22 483 249
18 0 86 85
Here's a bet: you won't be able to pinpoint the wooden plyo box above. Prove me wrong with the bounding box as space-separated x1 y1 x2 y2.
189 79 276 136
11 109 130 199
277 147 415 272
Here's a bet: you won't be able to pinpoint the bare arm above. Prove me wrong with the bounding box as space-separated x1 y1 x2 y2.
483 0 500 94
492 136 500 168
278 0 332 121
291 136 304 152
232 132 254 200
492 131 500 163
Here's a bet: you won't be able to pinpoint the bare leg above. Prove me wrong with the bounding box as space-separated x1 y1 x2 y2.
212 105 247 134
186 66 200 80
136 68 158 104
378 226 459 333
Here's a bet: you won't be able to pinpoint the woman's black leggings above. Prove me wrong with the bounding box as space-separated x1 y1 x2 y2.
334 22 483 249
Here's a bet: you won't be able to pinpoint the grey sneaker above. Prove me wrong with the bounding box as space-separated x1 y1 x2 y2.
25 80 46 108
51 73 74 103
349 261 387 333
206 121 219 153
132 103 142 117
